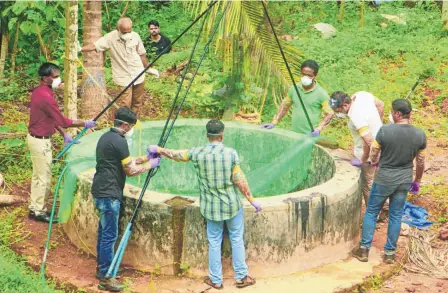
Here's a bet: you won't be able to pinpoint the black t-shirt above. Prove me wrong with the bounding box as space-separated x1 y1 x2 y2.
374 124 426 185
145 34 171 58
91 128 130 200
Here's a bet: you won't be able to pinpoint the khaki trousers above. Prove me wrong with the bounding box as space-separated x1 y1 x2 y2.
361 163 376 205
119 81 145 116
27 134 52 215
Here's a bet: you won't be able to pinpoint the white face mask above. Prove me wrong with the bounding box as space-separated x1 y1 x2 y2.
301 76 313 87
51 77 62 90
336 113 347 118
119 32 132 42
124 127 134 139
389 113 394 124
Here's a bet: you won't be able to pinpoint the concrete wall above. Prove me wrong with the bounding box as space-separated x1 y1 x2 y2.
62 120 361 277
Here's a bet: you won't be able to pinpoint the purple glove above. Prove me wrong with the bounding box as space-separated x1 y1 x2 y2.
350 158 362 168
409 181 420 195
149 157 161 169
260 123 275 130
63 133 80 146
84 119 97 129
251 200 262 213
311 129 320 137
146 145 160 159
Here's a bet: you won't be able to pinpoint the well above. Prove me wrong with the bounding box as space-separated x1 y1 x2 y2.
62 119 362 277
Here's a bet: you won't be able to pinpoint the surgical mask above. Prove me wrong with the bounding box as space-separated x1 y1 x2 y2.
124 127 134 138
301 76 313 87
119 32 132 42
389 113 394 124
336 113 347 118
51 77 62 90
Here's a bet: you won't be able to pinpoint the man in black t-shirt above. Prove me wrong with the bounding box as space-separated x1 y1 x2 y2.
145 20 171 59
351 99 426 265
91 107 160 292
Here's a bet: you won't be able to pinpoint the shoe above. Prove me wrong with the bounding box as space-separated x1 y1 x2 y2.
28 211 58 223
96 267 122 280
98 277 124 292
350 246 369 262
383 253 395 264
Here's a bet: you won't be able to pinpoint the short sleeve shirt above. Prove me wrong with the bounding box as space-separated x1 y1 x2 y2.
94 30 146 87
91 128 130 200
187 142 243 221
144 34 171 59
347 92 383 159
374 124 426 185
287 82 331 134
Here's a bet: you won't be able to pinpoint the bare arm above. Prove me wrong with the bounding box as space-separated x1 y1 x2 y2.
140 55 149 68
56 126 65 136
414 149 425 183
360 132 374 163
317 113 334 132
158 147 190 162
369 139 381 164
375 98 385 121
122 156 150 177
272 98 293 124
81 43 96 53
232 166 255 204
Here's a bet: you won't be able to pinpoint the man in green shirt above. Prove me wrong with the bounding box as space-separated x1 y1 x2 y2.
261 60 333 136
148 120 260 289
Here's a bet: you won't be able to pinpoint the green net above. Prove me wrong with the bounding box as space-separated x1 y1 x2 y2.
58 120 332 223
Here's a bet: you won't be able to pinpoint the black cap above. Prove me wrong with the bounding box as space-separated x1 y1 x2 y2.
392 99 412 115
206 120 224 136
115 106 137 125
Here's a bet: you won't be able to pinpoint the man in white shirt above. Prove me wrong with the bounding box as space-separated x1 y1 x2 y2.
329 91 384 204
81 18 158 116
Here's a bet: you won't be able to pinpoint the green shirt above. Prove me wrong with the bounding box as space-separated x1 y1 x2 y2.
287 82 331 134
187 142 243 221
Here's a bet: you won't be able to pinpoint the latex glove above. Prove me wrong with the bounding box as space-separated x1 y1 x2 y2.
409 181 420 195
350 158 362 168
63 133 80 147
149 157 161 169
251 200 262 213
260 123 275 129
311 129 320 137
84 120 97 129
147 68 160 78
146 145 160 159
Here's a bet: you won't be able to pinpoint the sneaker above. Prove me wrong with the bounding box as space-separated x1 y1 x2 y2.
383 253 395 264
98 277 124 292
350 246 369 262
28 211 58 223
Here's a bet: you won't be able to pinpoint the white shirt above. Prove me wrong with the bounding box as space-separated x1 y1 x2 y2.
347 91 383 159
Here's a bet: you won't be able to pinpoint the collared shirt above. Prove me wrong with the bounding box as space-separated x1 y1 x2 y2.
94 30 146 87
91 128 130 200
28 84 73 137
286 82 332 134
184 142 242 221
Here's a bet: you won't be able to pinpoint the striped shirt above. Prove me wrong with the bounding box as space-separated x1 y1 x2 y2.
186 142 243 221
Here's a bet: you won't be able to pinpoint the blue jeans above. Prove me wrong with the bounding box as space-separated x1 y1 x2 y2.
206 208 248 286
95 197 121 278
360 182 410 253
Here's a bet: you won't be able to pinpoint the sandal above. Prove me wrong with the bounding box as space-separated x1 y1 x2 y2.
204 276 223 290
236 275 256 288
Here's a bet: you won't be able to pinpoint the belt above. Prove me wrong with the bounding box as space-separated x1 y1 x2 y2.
29 133 51 139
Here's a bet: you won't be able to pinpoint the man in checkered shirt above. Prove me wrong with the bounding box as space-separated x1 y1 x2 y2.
148 120 260 289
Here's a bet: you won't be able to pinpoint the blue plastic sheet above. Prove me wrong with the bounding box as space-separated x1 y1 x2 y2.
402 201 433 229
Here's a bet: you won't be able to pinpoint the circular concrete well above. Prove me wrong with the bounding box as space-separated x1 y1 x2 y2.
62 119 361 277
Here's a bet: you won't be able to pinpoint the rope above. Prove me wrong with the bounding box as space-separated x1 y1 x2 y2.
259 0 314 132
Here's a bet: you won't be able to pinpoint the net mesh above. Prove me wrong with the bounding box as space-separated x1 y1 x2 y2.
58 120 332 223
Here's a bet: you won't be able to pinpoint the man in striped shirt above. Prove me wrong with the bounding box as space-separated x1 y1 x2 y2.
148 120 260 289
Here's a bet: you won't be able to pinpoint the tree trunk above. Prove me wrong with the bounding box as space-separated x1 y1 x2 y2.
337 0 345 22
443 0 448 31
81 0 108 120
360 0 365 28
0 31 9 81
10 21 20 76
64 1 79 124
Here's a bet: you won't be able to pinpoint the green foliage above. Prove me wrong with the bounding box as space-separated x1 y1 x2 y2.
0 135 32 184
